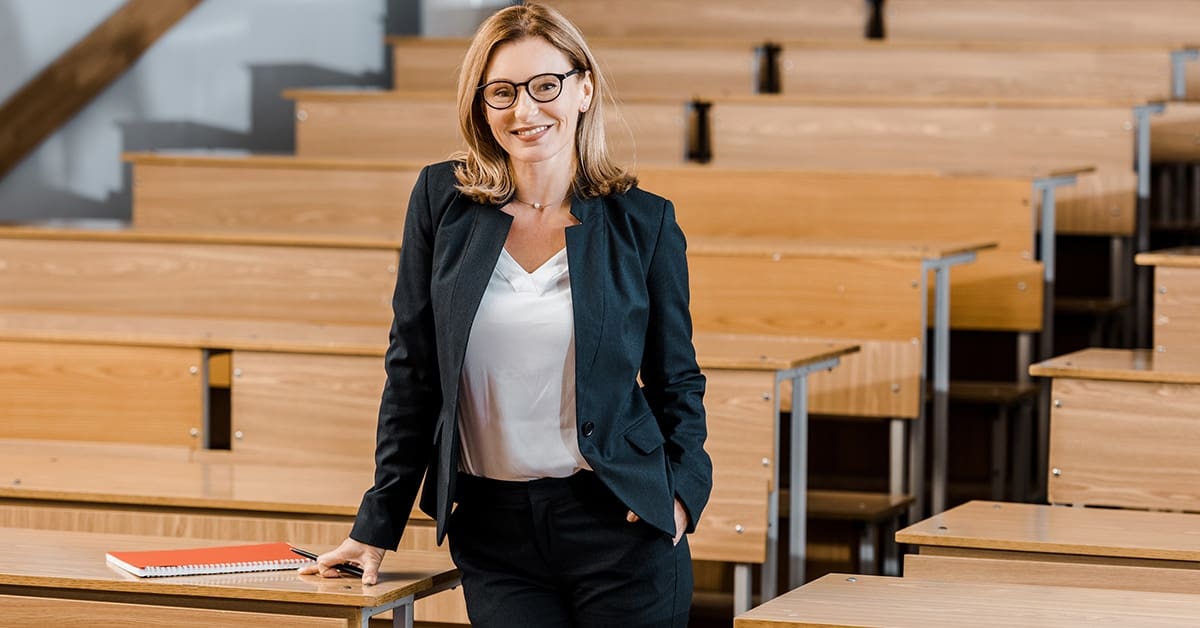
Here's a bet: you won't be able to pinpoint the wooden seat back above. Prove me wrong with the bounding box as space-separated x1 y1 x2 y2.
125 153 418 240
544 0 866 40
286 90 687 167
688 241 927 419
0 233 397 326
643 167 1042 331
389 36 1175 104
884 0 1200 47
705 98 1134 236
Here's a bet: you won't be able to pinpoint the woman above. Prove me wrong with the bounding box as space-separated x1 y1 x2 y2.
302 4 711 626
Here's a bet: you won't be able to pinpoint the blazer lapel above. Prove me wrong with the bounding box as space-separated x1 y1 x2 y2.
566 194 606 385
444 201 512 396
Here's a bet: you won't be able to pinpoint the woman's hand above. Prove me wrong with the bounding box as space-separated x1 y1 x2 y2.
297 537 387 585
626 498 690 546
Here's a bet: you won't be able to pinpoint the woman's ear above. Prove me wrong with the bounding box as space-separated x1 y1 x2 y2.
580 71 594 112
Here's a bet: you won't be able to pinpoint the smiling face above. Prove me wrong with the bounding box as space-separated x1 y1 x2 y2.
481 37 592 170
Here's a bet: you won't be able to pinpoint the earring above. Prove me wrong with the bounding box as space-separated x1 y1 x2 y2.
580 103 589 112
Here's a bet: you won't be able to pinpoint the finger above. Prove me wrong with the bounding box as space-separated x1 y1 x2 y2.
673 529 684 546
626 510 639 523
297 563 320 575
361 564 379 586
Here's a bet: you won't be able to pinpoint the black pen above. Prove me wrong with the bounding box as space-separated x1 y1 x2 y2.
290 546 365 578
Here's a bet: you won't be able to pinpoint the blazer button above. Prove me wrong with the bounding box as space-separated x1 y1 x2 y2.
581 421 595 437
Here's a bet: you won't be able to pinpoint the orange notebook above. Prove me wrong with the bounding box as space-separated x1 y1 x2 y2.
106 542 311 578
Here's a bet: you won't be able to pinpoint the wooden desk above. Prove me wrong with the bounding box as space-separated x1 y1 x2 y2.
734 572 1200 627
897 500 1200 594
1136 247 1200 356
694 333 858 610
0 527 457 628
1029 348 1200 511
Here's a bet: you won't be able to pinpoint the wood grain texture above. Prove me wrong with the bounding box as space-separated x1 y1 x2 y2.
689 251 923 418
708 101 1135 235
1029 348 1200 383
0 311 389 356
1048 377 1200 511
1137 246 1200 268
884 0 1200 45
0 0 203 179
646 167 1040 330
688 252 925 340
734 572 1200 627
544 0 865 40
903 554 1200 596
690 471 770 564
781 45 1171 103
898 500 1200 561
230 352 380 469
0 595 347 628
391 37 758 99
290 93 686 166
0 341 202 446
694 333 859 371
390 36 1175 103
702 370 777 486
131 160 416 239
0 527 456 608
1155 265 1200 354
1150 103 1200 163
0 238 397 325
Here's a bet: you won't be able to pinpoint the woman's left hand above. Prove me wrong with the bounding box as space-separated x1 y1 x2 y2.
626 498 689 546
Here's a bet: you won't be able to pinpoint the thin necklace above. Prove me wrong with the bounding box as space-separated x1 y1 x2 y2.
510 193 568 211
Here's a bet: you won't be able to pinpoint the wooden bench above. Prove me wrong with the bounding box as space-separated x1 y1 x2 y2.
0 226 397 325
898 500 1200 594
124 152 420 240
389 36 1184 104
284 89 686 165
733 572 1200 627
882 0 1200 50
687 237 993 534
0 526 457 628
543 0 868 40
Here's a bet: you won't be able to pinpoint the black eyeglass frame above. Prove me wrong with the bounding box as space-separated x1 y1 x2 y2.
477 68 586 110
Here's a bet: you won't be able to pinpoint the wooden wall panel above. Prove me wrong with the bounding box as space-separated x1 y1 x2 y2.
0 341 202 446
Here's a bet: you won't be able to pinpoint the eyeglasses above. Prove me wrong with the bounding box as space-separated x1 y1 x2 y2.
477 68 584 110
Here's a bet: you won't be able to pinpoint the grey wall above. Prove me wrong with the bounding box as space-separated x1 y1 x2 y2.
0 0 420 221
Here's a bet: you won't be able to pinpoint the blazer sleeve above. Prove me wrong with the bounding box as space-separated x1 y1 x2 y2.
350 165 443 550
640 199 712 533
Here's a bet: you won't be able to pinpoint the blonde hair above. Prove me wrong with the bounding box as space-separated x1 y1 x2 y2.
453 2 636 204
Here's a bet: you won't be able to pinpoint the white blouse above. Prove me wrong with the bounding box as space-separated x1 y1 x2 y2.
457 247 590 480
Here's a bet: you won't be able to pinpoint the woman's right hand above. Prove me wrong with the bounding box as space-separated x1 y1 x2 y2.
297 537 387 585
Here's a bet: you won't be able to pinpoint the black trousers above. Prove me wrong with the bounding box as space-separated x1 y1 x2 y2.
448 471 692 628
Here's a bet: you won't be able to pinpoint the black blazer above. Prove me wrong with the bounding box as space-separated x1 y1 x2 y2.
350 161 711 548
